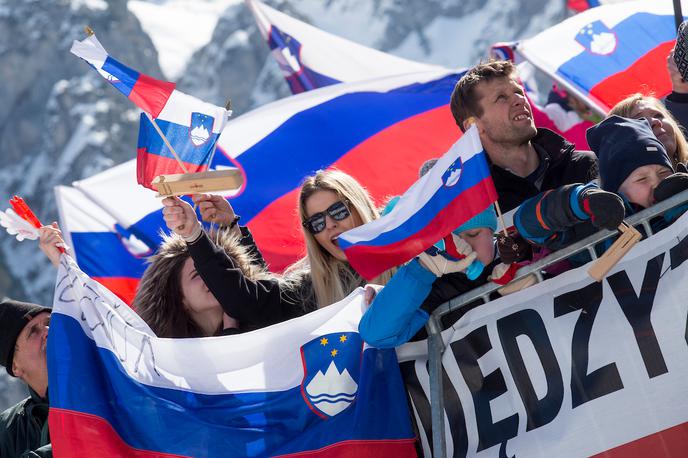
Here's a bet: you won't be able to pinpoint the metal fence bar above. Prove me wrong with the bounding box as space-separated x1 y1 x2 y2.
423 189 688 457
426 315 447 457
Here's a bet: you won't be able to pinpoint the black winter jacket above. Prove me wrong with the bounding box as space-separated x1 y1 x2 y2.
0 388 51 458
490 128 599 212
187 229 315 331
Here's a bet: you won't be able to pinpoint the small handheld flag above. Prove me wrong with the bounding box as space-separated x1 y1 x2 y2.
2 196 66 252
338 126 498 280
70 32 233 191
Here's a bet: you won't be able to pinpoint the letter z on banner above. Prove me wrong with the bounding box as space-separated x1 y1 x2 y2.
397 211 688 457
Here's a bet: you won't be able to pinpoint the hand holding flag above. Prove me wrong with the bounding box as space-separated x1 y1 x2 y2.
1 196 68 265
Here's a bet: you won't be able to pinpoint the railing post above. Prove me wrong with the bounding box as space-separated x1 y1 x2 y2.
426 314 446 458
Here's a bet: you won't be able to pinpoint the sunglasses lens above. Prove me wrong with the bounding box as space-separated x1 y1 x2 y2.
304 202 350 234
328 202 350 221
307 214 326 234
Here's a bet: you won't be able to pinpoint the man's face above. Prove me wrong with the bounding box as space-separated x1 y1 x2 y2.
471 77 537 148
12 312 50 384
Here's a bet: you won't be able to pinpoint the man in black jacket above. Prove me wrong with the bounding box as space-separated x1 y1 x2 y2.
449 60 599 213
0 298 52 457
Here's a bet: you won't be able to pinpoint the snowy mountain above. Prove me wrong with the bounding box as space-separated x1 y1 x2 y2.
0 0 566 410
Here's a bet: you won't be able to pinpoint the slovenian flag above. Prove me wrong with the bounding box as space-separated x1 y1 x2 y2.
518 0 687 112
48 255 417 457
338 126 497 280
70 33 230 189
246 0 438 93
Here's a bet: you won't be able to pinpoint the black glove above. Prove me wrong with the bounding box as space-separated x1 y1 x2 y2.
654 172 688 202
676 162 688 173
496 231 532 264
578 186 625 230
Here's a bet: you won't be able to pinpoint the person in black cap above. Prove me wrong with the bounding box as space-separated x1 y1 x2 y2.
0 298 52 457
588 115 688 213
514 116 688 254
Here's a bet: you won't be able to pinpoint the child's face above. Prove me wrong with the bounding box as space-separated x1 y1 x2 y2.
617 164 672 208
458 227 495 265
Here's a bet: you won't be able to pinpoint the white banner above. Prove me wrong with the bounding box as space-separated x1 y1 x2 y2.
398 212 688 457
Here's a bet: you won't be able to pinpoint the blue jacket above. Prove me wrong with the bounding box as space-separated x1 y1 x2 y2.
359 259 436 348
359 257 494 348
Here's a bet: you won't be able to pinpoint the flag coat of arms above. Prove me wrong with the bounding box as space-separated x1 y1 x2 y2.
338 126 498 280
48 255 417 457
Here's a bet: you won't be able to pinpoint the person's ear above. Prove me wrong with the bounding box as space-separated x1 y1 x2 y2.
11 359 23 379
462 116 476 132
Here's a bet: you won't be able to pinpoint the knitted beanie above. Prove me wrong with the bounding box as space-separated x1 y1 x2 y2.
586 115 673 193
453 206 498 235
0 298 51 377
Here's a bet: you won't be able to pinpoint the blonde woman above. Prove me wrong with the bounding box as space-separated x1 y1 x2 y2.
161 170 391 329
288 169 393 308
609 94 688 167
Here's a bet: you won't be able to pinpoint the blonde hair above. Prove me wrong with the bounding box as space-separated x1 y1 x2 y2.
609 94 688 166
289 169 392 308
134 229 270 338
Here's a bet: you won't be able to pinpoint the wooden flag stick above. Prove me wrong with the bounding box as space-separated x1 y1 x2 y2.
587 222 642 282
494 201 509 236
198 98 231 177
145 112 189 174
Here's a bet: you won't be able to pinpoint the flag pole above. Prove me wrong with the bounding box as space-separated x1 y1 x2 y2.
145 112 189 174
204 99 232 172
674 0 684 31
494 201 508 237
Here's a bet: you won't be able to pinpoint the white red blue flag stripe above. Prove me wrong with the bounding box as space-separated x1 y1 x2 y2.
71 34 230 189
47 256 417 457
55 69 462 304
69 34 175 117
518 0 687 111
338 126 497 280
246 0 438 93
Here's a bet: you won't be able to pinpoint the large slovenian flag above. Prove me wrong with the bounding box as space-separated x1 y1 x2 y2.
246 0 438 93
517 0 688 112
48 256 415 457
48 255 417 457
56 69 461 303
70 34 230 189
338 126 497 280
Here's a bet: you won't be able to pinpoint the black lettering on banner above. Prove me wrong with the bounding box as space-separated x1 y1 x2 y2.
497 309 564 431
437 365 468 458
451 325 518 452
554 282 623 408
607 253 668 378
670 234 688 270
400 359 468 457
399 360 433 457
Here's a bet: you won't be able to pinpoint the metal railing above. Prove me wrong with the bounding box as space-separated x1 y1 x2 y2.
424 189 688 457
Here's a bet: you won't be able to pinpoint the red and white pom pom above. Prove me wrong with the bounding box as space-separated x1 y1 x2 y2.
489 262 520 285
0 208 40 241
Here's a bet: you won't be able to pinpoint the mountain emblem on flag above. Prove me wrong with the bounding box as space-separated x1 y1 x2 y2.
269 26 305 76
114 223 153 258
189 112 214 147
301 332 363 418
575 20 617 55
442 157 463 188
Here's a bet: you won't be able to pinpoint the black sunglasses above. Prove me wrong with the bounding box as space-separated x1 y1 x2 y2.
302 201 351 234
